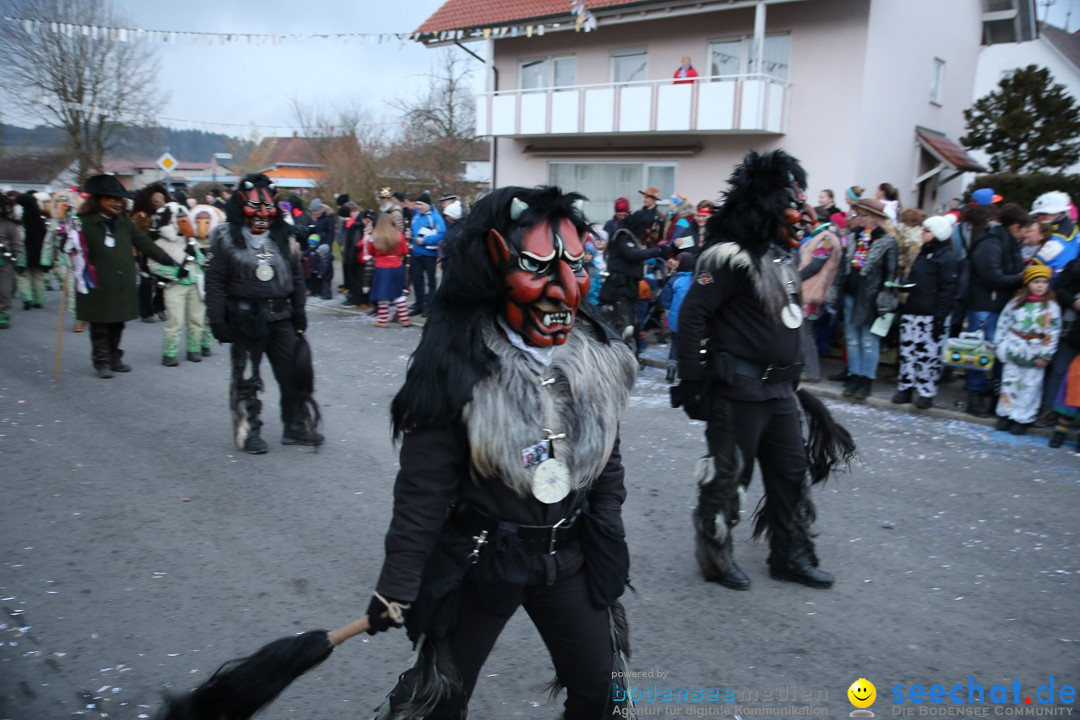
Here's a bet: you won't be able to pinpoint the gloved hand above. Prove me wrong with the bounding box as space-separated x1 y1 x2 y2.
932 316 947 341
210 323 233 343
184 242 198 257
365 593 409 635
670 378 712 421
177 266 190 280
293 315 307 334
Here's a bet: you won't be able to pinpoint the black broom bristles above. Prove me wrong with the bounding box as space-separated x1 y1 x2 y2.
293 333 323 441
158 629 334 720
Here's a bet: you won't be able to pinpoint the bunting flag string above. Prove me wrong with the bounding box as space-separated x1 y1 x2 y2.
2 6 597 48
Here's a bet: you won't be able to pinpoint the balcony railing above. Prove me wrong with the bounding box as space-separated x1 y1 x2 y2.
476 74 789 138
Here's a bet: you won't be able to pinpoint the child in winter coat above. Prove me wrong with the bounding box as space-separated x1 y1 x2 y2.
314 243 334 300
993 265 1061 434
302 235 320 295
660 252 696 383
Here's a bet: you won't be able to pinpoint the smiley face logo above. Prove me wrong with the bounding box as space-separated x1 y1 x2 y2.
848 678 876 709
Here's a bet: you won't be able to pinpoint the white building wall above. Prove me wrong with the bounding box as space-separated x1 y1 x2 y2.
487 0 984 214
856 0 983 211
973 36 1080 175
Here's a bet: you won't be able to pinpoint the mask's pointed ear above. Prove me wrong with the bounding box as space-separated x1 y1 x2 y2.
486 229 511 267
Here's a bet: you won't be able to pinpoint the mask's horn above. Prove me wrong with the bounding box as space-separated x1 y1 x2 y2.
510 197 529 221
572 198 585 215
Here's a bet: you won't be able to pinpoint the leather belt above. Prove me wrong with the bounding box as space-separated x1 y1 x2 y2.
235 298 290 313
732 357 804 384
451 504 583 555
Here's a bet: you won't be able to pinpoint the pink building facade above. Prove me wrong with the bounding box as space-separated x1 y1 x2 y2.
419 0 1030 221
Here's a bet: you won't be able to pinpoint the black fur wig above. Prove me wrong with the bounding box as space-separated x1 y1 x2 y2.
704 149 807 258
390 185 606 439
224 173 293 256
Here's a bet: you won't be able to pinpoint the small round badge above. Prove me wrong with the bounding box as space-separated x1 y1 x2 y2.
780 303 803 329
255 264 275 281
530 459 572 503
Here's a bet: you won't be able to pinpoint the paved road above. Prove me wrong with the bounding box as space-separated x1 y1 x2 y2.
1 294 1077 719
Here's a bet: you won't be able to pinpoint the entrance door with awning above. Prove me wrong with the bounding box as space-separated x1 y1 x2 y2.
914 127 989 210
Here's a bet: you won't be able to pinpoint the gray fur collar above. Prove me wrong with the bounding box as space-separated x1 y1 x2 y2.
462 317 637 497
698 242 798 326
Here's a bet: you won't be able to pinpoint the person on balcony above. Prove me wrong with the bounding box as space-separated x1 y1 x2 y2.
673 56 700 84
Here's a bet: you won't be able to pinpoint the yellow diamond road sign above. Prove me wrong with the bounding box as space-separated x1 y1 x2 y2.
157 152 177 173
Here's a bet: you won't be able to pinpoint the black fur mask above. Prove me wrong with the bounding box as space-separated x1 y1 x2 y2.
704 150 808 257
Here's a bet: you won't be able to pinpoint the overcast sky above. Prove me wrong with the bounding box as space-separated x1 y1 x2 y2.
6 0 1080 138
114 0 469 136
8 0 476 138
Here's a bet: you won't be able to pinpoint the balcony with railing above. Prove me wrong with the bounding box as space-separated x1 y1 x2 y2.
476 74 789 138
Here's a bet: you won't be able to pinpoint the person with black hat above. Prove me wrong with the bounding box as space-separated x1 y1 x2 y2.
74 175 180 378
204 173 324 454
408 192 445 316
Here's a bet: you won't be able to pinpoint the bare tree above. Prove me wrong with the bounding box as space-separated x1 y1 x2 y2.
0 0 161 181
290 99 389 207
390 49 481 188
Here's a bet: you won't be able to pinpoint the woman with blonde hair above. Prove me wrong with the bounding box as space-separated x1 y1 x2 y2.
365 211 411 327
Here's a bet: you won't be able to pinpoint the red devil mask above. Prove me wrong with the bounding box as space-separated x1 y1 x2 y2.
240 184 278 235
485 199 589 347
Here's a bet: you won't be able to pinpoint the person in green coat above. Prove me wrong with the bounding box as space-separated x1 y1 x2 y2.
75 175 177 379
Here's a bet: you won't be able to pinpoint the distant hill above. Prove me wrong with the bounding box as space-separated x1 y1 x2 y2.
0 123 253 165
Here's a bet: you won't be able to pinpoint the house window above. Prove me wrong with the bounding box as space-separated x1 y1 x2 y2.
520 56 577 91
547 162 677 222
612 46 647 85
708 33 790 80
930 58 945 105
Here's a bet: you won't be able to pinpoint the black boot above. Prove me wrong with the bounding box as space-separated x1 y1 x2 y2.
853 376 872 400
842 376 859 397
1049 431 1066 448
282 421 325 446
243 427 269 454
232 378 265 453
891 388 912 404
694 507 751 590
994 416 1012 432
966 392 991 418
769 552 835 588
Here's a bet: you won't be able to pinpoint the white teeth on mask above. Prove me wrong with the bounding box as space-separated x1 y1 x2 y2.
541 312 570 327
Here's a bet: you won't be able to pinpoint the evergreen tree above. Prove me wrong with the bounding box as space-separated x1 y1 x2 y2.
961 65 1080 173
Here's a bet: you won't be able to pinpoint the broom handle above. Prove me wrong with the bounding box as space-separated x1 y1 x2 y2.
327 615 371 645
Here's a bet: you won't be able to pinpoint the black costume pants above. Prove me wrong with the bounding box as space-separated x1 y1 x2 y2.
412 255 438 312
89 322 125 369
229 319 301 428
706 393 808 556
409 565 612 720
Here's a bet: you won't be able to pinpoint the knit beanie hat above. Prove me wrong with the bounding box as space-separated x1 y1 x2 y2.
922 215 954 241
417 192 433 208
614 197 631 213
309 198 325 213
1021 264 1052 285
316 243 331 256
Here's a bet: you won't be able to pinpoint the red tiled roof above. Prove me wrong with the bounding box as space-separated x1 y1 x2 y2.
916 129 988 173
416 0 636 34
254 136 321 167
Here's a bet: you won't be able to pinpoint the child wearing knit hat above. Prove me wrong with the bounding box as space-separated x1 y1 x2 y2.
992 264 1061 434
